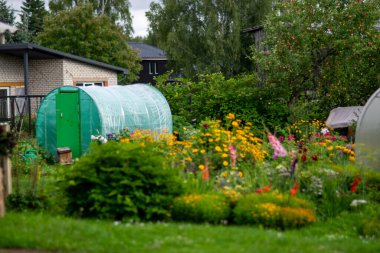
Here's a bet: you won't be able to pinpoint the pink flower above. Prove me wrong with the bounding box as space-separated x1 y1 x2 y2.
267 131 287 159
287 134 295 141
228 145 237 167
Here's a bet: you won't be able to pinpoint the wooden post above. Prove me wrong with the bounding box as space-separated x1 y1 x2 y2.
0 166 4 217
0 123 12 217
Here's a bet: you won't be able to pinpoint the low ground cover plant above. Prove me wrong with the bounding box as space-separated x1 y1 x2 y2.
171 193 230 224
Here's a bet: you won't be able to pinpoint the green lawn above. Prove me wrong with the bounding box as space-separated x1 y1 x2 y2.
0 211 379 253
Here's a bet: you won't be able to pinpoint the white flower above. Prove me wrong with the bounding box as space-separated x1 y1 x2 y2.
350 199 367 207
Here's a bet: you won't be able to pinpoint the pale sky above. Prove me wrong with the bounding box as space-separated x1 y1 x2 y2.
6 0 158 37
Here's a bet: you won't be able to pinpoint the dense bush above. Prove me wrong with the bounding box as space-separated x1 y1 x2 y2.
63 142 183 221
156 73 290 129
171 194 230 224
233 193 316 229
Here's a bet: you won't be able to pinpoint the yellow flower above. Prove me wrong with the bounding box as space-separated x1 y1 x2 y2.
183 127 187 130
185 157 192 162
215 146 222 152
349 156 355 161
208 138 214 143
198 164 205 170
192 149 199 153
232 121 239 128
200 149 206 154
226 113 235 120
223 161 229 166
221 153 228 158
173 130 179 135
327 146 334 151
238 171 243 177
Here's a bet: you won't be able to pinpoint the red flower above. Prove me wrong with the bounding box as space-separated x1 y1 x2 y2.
256 185 271 194
350 176 361 192
303 147 308 153
298 149 302 154
301 154 307 162
312 154 318 161
290 182 298 196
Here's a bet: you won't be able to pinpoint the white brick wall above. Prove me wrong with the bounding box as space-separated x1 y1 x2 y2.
0 54 23 82
63 59 118 86
29 59 64 95
1 54 119 96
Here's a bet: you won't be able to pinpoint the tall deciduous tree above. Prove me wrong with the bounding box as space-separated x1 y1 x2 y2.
36 4 141 83
251 0 380 121
49 0 133 35
146 0 272 78
0 0 15 24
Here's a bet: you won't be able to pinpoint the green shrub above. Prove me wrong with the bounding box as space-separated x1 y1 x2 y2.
357 204 380 239
233 193 316 229
63 142 183 221
171 193 230 224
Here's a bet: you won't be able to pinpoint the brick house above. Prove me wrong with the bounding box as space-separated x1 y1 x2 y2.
0 43 127 97
128 42 167 84
0 43 127 122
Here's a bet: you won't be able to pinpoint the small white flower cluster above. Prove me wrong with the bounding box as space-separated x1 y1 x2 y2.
91 134 108 144
350 199 367 207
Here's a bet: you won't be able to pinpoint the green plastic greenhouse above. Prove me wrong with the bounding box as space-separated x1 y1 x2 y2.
355 87 380 171
36 84 172 158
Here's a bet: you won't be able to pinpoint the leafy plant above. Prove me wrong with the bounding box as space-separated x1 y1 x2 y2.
171 193 230 224
63 141 183 221
233 193 316 229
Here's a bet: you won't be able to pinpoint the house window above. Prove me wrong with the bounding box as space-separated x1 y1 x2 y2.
75 82 104 87
149 62 158 75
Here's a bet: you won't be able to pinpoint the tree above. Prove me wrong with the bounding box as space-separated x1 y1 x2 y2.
17 0 48 42
36 4 141 83
251 0 380 121
48 0 133 35
0 0 15 24
146 0 272 78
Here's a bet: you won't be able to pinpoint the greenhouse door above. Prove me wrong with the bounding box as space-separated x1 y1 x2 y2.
56 91 81 158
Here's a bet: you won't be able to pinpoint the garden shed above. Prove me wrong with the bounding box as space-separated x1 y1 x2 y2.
36 84 172 158
355 87 380 171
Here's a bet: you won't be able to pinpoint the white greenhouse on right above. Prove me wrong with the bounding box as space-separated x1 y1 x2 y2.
355 87 380 171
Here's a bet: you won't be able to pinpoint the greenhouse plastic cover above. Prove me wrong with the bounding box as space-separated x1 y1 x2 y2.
36 84 172 157
355 87 380 171
81 84 172 135
326 106 363 129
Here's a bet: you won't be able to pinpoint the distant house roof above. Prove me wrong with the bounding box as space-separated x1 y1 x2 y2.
241 25 264 34
128 42 167 60
0 43 128 74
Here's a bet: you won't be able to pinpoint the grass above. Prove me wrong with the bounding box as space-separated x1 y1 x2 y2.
0 211 379 253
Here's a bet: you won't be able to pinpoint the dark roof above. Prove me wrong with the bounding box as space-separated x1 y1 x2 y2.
0 43 128 74
128 42 167 60
241 25 264 33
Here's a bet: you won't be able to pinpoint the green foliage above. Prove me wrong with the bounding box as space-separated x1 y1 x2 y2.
171 193 230 224
15 0 48 42
49 0 133 35
0 0 15 24
63 141 183 221
233 193 316 229
156 73 289 129
146 0 272 77
357 204 380 238
252 0 380 121
37 3 141 83
7 138 50 211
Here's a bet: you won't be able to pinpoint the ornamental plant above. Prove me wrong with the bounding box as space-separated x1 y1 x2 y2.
233 193 316 229
171 194 230 224
173 114 266 179
63 142 182 221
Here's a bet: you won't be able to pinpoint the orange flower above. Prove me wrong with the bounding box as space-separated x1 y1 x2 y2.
202 166 209 181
